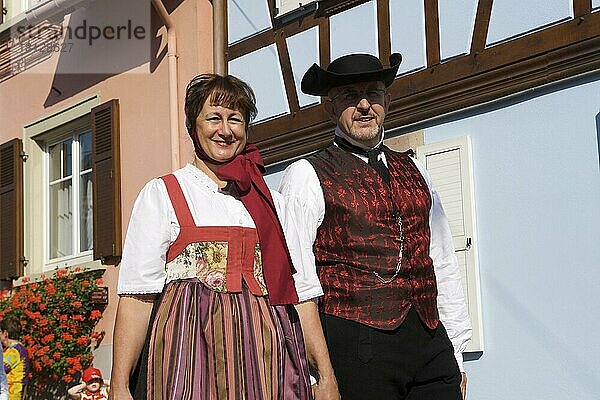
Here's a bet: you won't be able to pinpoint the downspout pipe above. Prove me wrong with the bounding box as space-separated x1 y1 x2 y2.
212 0 227 75
152 0 180 171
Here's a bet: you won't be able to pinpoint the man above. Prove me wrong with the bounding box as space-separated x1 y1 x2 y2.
279 53 472 400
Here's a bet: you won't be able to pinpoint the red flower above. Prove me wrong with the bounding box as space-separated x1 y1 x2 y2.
41 334 55 344
45 283 57 295
76 337 88 346
63 374 73 382
22 277 30 283
33 361 42 372
61 333 73 341
82 280 90 287
57 268 68 278
90 310 102 320
95 278 104 286
72 301 82 309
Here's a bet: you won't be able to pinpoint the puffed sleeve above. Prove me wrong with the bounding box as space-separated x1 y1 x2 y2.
117 178 172 295
412 158 473 371
277 160 325 302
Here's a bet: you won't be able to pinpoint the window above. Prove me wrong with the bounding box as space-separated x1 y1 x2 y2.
40 115 93 269
416 135 484 352
45 121 93 269
20 96 121 277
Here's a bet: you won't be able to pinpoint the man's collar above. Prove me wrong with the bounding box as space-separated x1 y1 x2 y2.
334 126 384 152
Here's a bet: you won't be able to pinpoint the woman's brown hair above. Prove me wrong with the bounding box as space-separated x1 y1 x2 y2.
184 74 258 134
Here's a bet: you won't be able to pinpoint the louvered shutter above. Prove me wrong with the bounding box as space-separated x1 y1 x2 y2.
91 100 122 264
0 139 24 280
417 135 483 352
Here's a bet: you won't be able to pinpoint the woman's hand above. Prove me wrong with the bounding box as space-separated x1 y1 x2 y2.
107 387 133 400
312 374 340 400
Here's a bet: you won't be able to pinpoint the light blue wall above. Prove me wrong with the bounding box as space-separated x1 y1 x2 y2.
415 77 600 400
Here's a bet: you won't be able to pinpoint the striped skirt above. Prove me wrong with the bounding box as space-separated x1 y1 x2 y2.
147 278 313 400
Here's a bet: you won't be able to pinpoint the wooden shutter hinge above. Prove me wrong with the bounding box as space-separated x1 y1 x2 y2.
19 150 28 162
19 256 28 267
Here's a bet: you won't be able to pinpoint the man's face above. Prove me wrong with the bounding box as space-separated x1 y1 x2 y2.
326 81 389 147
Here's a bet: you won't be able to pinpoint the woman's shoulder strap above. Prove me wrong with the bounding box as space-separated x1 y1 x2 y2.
160 174 196 227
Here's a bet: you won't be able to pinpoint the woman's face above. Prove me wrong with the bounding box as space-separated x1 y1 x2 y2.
194 98 247 163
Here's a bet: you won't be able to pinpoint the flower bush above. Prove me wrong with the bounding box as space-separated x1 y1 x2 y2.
0 267 106 398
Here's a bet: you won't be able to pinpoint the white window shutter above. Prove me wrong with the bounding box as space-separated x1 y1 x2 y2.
417 135 484 352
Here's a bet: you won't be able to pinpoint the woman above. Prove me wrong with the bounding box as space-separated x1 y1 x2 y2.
110 74 312 400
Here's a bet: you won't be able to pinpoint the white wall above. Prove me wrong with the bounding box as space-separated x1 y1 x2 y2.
417 76 600 400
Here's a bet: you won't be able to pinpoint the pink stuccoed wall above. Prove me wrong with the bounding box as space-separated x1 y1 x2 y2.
0 0 214 354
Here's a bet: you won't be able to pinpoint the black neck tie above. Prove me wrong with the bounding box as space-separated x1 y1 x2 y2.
333 135 390 184
367 149 390 184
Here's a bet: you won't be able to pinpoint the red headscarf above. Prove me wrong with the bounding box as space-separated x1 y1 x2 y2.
209 144 299 305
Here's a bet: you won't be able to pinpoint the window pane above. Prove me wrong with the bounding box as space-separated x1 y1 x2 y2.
50 180 73 259
487 0 571 45
390 0 427 74
63 138 73 177
286 27 320 108
80 172 93 252
80 131 92 171
438 0 478 60
228 45 290 122
49 143 62 181
228 0 272 44
330 1 379 60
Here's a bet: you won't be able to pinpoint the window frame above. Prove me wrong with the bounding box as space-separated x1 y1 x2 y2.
226 0 600 165
43 128 94 270
22 94 101 276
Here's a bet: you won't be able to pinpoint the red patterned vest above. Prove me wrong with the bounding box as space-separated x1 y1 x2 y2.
306 145 439 330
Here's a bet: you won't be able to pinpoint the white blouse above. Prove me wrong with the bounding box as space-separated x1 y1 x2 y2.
117 164 309 296
277 151 473 371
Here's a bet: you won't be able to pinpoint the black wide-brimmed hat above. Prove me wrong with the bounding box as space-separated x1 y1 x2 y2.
301 53 402 96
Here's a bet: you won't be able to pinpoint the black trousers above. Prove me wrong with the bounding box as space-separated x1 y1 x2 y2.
321 308 462 400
